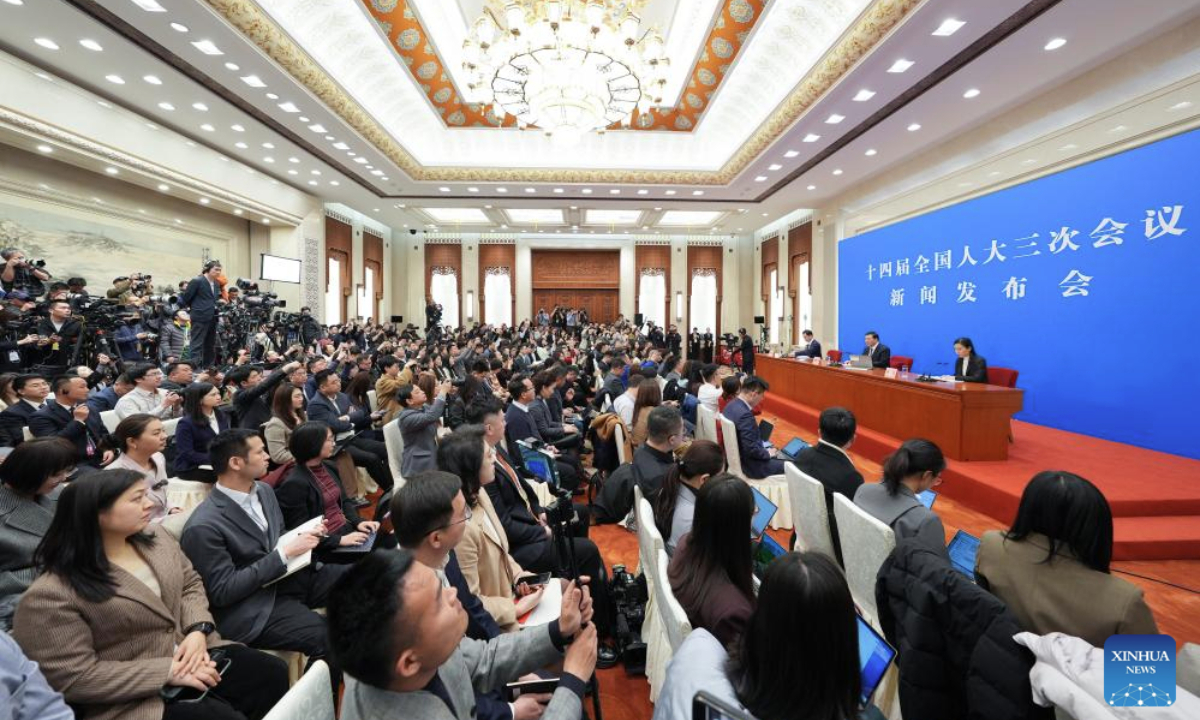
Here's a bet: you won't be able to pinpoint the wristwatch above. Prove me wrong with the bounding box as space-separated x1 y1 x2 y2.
184 621 215 636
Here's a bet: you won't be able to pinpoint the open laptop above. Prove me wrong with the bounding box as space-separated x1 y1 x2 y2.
947 530 981 578
845 354 873 370
750 486 778 539
517 440 560 488
756 420 774 445
777 437 811 462
752 532 788 581
857 613 898 705
917 489 938 508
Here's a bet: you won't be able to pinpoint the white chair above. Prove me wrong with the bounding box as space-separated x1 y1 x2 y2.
263 659 334 719
165 479 212 513
645 548 692 701
634 491 664 580
367 389 378 411
382 418 405 490
637 492 670 703
716 414 792 530
655 550 691 651
613 421 628 465
100 409 120 433
832 493 895 627
21 426 32 442
157 505 196 541
161 417 181 438
784 464 837 559
695 404 717 443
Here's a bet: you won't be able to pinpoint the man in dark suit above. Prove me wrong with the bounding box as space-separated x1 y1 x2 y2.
738 328 756 374
34 299 81 371
0 374 49 446
666 325 682 358
795 330 823 359
594 357 626 410
228 360 299 430
863 330 891 369
177 260 224 367
86 372 133 415
505 376 580 492
29 375 112 467
513 345 537 374
529 371 580 451
306 369 393 491
792 407 864 565
181 429 348 660
723 376 785 479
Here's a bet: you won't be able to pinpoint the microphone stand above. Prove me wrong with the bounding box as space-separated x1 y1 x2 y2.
916 361 949 383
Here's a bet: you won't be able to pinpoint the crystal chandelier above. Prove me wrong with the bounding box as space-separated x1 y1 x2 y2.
463 0 669 146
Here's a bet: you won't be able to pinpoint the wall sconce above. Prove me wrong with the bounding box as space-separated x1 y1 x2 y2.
675 291 683 321
466 290 475 321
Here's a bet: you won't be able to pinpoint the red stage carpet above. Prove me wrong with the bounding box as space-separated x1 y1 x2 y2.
762 396 1200 560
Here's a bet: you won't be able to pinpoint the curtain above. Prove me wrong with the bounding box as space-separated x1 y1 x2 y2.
357 266 376 321
769 268 780 344
430 267 459 329
689 270 717 334
483 267 512 327
325 256 342 325
638 269 666 330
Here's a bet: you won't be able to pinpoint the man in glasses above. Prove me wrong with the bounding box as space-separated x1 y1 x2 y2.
113 363 183 420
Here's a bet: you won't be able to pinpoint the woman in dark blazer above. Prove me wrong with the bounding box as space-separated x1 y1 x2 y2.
171 382 229 481
952 336 989 383
275 421 382 561
0 438 76 631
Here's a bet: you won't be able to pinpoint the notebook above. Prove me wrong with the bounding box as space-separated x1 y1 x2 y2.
858 613 898 705
947 530 981 578
265 516 322 586
752 532 788 581
778 437 811 461
750 486 778 539
917 489 938 508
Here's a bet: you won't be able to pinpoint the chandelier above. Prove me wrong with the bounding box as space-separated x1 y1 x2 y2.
462 0 669 146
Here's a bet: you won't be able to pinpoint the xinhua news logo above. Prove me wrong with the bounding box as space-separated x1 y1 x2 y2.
1104 635 1176 707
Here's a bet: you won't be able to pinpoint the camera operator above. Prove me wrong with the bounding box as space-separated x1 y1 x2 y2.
298 306 322 346
113 310 155 364
157 309 190 363
178 260 224 367
0 249 49 298
34 299 80 372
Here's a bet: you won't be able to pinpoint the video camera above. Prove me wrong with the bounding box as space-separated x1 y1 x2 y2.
610 564 648 674
235 277 285 310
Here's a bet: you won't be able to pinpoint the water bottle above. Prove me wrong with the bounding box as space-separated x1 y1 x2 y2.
826 354 833 366
901 364 910 375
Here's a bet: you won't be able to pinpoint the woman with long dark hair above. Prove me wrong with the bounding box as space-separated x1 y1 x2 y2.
667 474 756 648
107 414 176 522
262 383 306 465
854 438 948 555
171 382 229 482
976 471 1157 646
652 440 726 555
12 469 288 720
630 380 663 447
654 552 877 720
952 336 989 383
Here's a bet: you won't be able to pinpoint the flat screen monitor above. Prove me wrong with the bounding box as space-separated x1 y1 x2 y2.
260 253 301 284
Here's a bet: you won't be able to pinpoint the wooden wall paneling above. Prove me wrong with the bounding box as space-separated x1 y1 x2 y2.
531 290 619 323
788 223 813 341
363 229 384 320
760 236 778 303
424 242 462 307
325 216 353 323
531 250 620 288
478 242 516 325
686 245 724 339
635 244 672 326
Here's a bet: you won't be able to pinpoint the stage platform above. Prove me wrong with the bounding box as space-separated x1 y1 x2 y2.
761 394 1200 561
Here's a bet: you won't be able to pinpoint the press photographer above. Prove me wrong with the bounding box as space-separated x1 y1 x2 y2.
34 298 80 372
0 248 50 298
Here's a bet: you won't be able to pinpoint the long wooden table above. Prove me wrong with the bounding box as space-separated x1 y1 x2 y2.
755 354 1024 461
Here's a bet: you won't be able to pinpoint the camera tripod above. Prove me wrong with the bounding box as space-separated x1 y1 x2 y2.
547 494 604 720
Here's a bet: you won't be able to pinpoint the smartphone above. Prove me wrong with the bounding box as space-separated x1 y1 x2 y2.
515 572 553 590
161 652 232 704
504 677 559 701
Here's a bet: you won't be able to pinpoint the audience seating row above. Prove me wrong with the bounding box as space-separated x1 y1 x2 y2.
716 413 791 530
633 486 692 704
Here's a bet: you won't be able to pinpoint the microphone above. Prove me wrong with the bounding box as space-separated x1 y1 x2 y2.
917 361 949 383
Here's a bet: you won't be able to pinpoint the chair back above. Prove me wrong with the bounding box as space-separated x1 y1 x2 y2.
158 505 197 541
987 366 1020 388
655 376 666 393
695 404 717 443
889 355 914 370
367 389 378 411
716 414 744 478
263 659 335 720
382 418 405 489
165 479 213 513
827 349 843 363
784 464 837 559
634 490 664 581
161 417 181 438
654 549 692 650
21 426 32 442
613 421 628 465
832 493 895 625
100 409 120 433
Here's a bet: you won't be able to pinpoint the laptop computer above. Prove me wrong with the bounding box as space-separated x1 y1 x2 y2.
757 420 774 444
857 613 898 705
752 532 788 581
777 437 811 462
517 440 560 488
331 530 378 554
846 354 873 370
750 486 778 539
917 489 938 509
947 530 981 578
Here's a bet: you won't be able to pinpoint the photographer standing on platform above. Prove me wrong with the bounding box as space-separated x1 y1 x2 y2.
0 249 49 298
35 299 80 372
178 260 224 368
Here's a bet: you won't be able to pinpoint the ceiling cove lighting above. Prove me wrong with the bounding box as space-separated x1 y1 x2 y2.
191 40 223 55
932 18 965 37
79 39 103 51
1044 37 1067 51
34 38 60 50
888 59 914 73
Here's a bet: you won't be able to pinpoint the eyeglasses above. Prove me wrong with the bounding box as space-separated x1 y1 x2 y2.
430 504 473 534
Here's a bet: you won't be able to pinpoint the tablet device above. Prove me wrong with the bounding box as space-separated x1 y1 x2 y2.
757 420 774 443
518 441 560 488
947 530 981 578
750 486 777 539
917 489 937 509
752 532 787 581
692 690 758 720
857 614 897 705
778 437 811 461
331 530 378 553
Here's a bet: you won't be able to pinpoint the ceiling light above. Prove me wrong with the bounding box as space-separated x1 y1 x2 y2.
754 176 768 182
784 150 799 158
653 207 662 211
330 181 340 186
287 157 299 164
324 135 334 141
963 88 981 99
332 142 349 150
308 180 319 186
233 209 243 215
278 102 299 113
1168 100 1194 111
888 59 914 73
105 74 125 84
170 22 189 33
637 189 649 195
192 102 208 111
3 0 24 5
825 114 845 124
807 185 816 190
761 213 769 217
665 190 676 196
240 75 266 88
553 188 564 194
853 89 876 102
311 170 321 176
157 183 169 191
34 38 60 50
496 187 508 193
865 148 877 156
131 0 166 10
104 166 118 175
262 218 270 225
581 188 592 194
308 124 326 133
97 101 112 108
832 169 843 176
768 164 782 171
525 188 537 193
224 62 239 71
287 170 298 176
228 124 245 133
263 157 275 163
1021 158 1038 165
200 123 215 132
692 190 704 196
1059 143 1078 150
1109 125 1128 133
610 189 621 194
145 123 157 130
191 40 223 55
298 117 309 123
439 187 451 192
907 123 921 131
266 93 279 100
142 74 162 85
932 18 965 37
803 133 821 143
262 142 275 149
570 205 578 210
1044 38 1067 51
234 142 248 149
79 39 103 51
157 102 174 111
199 197 210 204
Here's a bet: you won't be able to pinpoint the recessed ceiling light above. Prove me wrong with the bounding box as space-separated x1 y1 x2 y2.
768 164 782 171
330 181 340 186
262 142 274 149
832 169 843 176
581 188 592 194
754 176 768 182
807 185 816 190
97 100 112 108
484 204 493 209
191 40 223 55
131 0 167 9
907 123 921 131
308 180 319 186
653 207 662 211
278 102 299 113
185 141 196 147
853 89 876 102
569 205 578 210
553 188 564 194
145 123 157 130
287 169 298 176
199 197 210 204
224 62 239 71
298 116 309 123
783 150 799 158
501 224 508 229
803 133 821 143
865 148 877 156
692 190 704 196
170 22 189 32
233 208 243 215
525 188 537 193
888 59 914 73
157 101 174 111
825 114 845 124
1044 38 1067 51
266 93 279 100
1021 158 1038 165
988 170 1002 177
439 187 451 192
34 38 59 50
1059 143 1077 150
932 18 965 36
79 39 103 51
262 218 270 225
2 0 24 5
104 166 118 175
240 75 266 88
192 102 208 111
141 74 163 85
1168 100 1194 111
963 88 981 99
200 123 215 132
308 124 326 133
665 190 676 195
263 157 275 163
609 189 621 194
761 213 769 217
234 142 248 149
229 124 245 133
496 187 508 193
324 135 335 141
1109 124 1128 133
287 157 299 164
105 74 125 84
311 170 321 176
